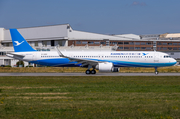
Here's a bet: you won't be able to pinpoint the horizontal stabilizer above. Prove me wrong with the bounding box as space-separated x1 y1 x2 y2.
7 52 25 57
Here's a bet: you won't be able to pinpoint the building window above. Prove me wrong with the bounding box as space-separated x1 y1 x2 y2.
168 47 172 50
0 52 6 56
146 47 151 50
141 47 146 50
118 42 123 45
57 41 63 46
76 41 81 44
88 41 94 44
111 42 117 45
173 47 177 50
35 42 38 46
129 42 134 45
124 42 129 45
135 42 140 45
162 43 167 45
82 41 88 44
140 42 146 45
130 47 134 50
146 42 152 45
173 43 178 45
118 47 123 50
101 42 105 44
42 41 47 46
157 42 161 45
162 47 167 50
124 47 129 50
3 43 9 46
168 43 172 45
8 43 11 46
94 42 100 44
135 47 140 49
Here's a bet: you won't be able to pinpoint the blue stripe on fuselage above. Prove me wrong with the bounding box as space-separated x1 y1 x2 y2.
29 58 176 67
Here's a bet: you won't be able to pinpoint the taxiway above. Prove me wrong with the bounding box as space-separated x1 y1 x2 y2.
0 73 180 76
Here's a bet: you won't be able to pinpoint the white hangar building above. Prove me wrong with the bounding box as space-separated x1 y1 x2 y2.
1 24 136 48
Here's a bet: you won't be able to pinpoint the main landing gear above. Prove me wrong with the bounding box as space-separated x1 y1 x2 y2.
155 67 159 75
85 65 96 74
85 69 96 74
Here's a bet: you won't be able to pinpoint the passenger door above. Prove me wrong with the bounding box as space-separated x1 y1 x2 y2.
154 52 159 63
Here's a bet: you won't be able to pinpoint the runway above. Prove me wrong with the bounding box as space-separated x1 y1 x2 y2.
0 73 180 76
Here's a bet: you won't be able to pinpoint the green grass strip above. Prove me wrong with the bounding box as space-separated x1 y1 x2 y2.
0 76 180 118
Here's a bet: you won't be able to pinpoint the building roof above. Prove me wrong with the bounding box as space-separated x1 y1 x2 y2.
68 30 133 41
165 33 180 38
2 24 69 43
114 34 140 40
2 24 180 43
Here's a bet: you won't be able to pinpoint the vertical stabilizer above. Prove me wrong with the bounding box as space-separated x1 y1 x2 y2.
10 29 36 52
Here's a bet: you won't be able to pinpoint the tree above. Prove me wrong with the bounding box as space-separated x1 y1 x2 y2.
16 61 24 67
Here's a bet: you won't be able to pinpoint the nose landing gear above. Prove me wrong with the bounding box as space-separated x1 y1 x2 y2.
155 67 159 75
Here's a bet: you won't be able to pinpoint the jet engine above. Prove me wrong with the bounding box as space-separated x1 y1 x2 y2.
95 62 119 72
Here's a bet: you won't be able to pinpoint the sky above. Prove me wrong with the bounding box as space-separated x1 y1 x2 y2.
0 0 180 35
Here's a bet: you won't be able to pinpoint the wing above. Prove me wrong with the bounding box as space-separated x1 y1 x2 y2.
55 47 102 66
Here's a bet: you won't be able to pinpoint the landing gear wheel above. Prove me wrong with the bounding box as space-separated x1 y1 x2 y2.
91 70 96 74
155 71 159 75
86 70 91 74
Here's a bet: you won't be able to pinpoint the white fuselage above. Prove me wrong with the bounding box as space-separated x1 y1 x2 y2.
7 50 177 68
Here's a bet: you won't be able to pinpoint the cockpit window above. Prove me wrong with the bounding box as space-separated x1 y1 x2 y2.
164 55 171 58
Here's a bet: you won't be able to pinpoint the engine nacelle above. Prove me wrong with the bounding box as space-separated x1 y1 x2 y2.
96 62 119 72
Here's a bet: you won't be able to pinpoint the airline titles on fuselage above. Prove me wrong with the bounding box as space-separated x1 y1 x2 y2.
111 53 144 56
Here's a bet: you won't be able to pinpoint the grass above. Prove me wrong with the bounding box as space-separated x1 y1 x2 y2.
0 66 180 73
0 76 180 118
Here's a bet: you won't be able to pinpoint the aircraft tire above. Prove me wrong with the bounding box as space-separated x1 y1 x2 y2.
155 71 159 75
91 70 96 74
86 70 91 74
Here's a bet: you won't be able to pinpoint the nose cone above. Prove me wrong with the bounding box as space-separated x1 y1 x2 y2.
171 58 177 65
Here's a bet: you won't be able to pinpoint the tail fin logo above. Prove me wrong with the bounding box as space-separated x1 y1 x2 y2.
14 41 24 46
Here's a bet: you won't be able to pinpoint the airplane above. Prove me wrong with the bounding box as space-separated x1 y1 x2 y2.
6 29 177 75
